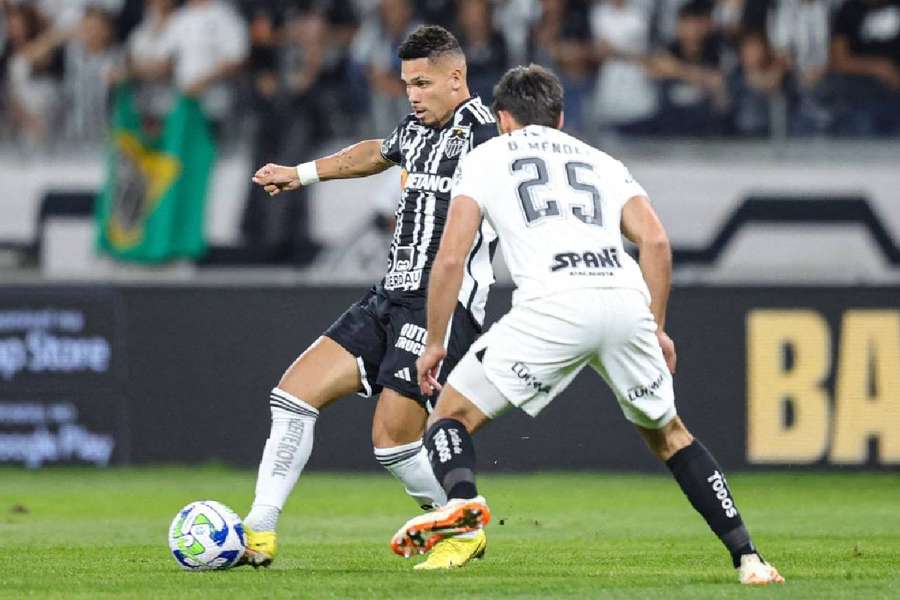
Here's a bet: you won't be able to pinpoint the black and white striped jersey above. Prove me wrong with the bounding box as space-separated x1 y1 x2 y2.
379 96 498 326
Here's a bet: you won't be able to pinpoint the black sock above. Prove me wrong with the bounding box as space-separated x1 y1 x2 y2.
666 440 756 568
423 418 478 500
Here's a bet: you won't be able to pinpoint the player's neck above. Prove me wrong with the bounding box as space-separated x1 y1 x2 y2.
437 93 472 128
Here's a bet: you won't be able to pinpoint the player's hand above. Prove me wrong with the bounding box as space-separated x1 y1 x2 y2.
251 163 301 196
416 345 447 397
657 330 676 374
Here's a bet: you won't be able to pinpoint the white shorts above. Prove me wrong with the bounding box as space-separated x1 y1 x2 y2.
447 288 677 430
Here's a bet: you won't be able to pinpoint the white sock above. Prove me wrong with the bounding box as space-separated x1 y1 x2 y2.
374 440 447 510
245 388 318 532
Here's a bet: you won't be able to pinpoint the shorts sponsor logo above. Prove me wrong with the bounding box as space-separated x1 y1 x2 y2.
395 323 427 356
626 373 665 402
394 367 412 382
550 247 623 274
511 362 551 394
707 470 738 518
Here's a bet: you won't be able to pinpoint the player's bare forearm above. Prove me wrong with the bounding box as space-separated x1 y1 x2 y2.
621 195 672 330
425 196 482 348
315 140 392 181
425 256 465 349
638 237 672 330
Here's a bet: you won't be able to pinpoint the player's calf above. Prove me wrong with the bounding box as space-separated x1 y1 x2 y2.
423 418 479 500
664 438 762 569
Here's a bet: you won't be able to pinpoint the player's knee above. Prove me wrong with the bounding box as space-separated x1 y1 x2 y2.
371 417 421 448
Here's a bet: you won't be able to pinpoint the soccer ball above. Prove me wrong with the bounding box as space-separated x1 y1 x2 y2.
168 500 245 570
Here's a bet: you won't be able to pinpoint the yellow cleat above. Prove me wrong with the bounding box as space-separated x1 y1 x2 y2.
239 527 277 568
413 529 487 571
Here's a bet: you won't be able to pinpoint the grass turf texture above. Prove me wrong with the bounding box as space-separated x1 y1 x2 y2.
0 469 897 599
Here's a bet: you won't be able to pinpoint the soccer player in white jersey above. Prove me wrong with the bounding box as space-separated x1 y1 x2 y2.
243 26 497 570
390 64 784 585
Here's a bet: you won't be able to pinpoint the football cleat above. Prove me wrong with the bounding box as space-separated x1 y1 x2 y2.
238 527 278 568
413 529 487 570
390 496 491 558
737 553 785 585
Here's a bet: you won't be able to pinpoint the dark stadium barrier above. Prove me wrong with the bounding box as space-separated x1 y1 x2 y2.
1 285 897 471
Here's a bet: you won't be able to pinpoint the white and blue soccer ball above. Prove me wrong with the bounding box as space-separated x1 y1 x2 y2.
168 500 245 570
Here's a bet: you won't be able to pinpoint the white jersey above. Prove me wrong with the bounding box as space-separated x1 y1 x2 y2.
452 125 651 306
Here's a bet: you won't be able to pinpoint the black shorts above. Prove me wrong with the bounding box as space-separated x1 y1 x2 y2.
324 284 482 409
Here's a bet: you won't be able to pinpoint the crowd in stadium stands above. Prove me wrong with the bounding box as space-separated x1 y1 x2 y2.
1 0 899 151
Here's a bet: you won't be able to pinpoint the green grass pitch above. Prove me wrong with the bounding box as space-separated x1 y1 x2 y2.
1 468 897 599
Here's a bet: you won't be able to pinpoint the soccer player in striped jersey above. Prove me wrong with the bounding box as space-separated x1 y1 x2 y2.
242 25 497 570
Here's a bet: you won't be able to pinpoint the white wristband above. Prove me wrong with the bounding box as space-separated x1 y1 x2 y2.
296 161 320 186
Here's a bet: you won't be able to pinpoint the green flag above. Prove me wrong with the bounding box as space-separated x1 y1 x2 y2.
96 85 215 262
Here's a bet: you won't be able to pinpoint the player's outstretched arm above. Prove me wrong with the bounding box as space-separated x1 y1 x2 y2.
417 195 482 395
621 195 676 372
251 140 393 197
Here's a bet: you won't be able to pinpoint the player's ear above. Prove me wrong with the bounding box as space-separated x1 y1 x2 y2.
497 110 517 134
450 67 464 92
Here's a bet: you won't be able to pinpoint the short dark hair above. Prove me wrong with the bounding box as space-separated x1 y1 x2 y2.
491 64 564 128
397 25 463 61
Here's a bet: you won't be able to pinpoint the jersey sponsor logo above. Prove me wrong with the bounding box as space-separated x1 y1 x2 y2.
394 322 427 356
404 172 454 194
626 372 665 402
385 246 425 290
394 367 413 382
391 246 415 272
551 248 623 273
707 470 738 518
511 361 551 394
384 269 423 290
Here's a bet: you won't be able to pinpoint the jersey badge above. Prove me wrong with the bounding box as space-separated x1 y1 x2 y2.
444 125 471 159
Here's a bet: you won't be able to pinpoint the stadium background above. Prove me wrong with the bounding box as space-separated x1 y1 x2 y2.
0 0 898 474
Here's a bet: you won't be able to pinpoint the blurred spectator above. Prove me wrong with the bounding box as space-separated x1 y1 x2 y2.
648 0 728 135
590 0 658 134
156 0 249 130
1 2 63 148
350 0 419 135
726 29 787 136
126 0 179 122
63 7 122 141
528 0 594 134
313 0 360 137
416 0 456 25
494 0 540 66
830 0 900 136
767 0 832 134
454 0 508 103
36 0 124 31
240 5 325 263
